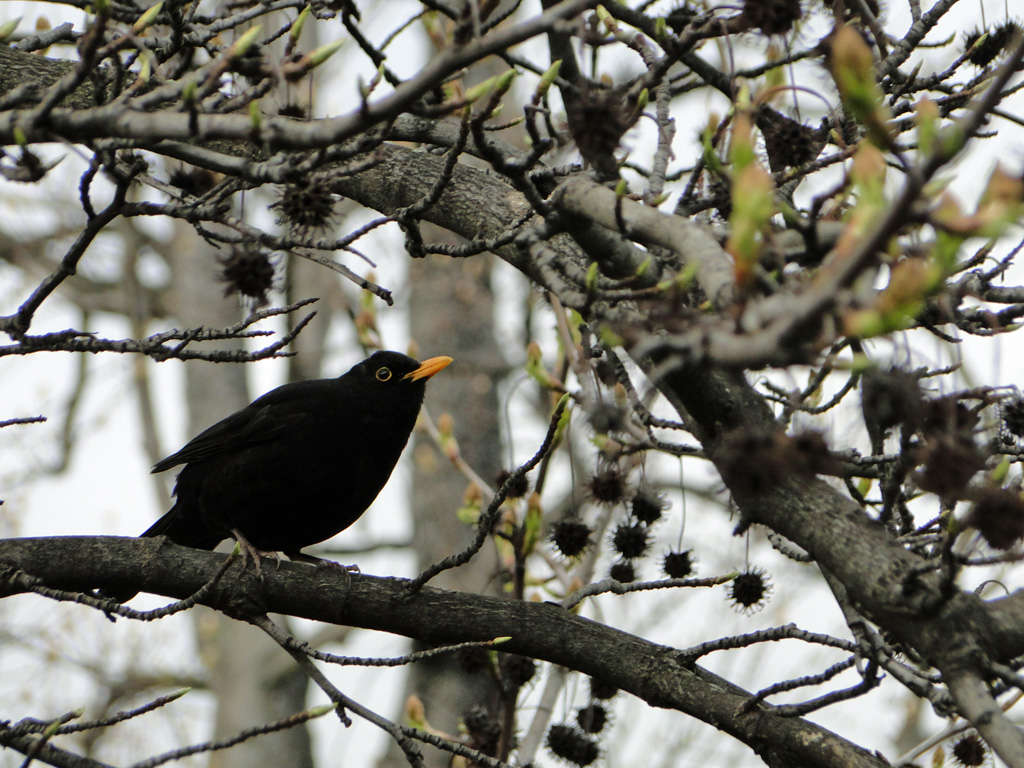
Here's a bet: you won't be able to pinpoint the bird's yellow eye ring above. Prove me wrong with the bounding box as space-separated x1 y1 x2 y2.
375 367 392 382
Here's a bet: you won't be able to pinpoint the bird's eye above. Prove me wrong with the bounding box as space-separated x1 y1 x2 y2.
375 367 392 382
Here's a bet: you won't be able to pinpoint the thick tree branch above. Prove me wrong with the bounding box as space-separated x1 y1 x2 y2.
0 535 886 768
0 0 597 148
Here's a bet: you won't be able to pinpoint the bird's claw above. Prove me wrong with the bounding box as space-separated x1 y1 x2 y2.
282 550 359 573
231 528 281 580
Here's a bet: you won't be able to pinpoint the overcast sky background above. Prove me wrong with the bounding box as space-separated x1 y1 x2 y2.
2 0 1024 766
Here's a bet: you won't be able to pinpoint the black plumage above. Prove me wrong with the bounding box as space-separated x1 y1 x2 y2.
124 351 451 593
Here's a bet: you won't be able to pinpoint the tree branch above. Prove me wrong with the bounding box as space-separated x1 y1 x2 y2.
0 535 887 768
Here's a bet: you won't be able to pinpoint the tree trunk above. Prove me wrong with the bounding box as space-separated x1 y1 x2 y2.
381 251 505 767
170 225 315 768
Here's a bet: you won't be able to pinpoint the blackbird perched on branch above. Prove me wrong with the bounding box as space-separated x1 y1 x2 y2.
111 351 452 600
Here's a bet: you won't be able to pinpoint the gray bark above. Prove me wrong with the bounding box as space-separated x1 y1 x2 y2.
382 251 505 767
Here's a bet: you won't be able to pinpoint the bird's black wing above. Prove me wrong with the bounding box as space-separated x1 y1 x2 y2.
151 388 310 473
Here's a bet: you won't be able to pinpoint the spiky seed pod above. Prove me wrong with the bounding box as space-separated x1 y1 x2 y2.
757 107 825 172
755 430 840 495
631 488 666 524
717 428 776 495
589 466 627 504
611 522 651 559
589 677 619 700
1002 396 1024 439
168 166 217 198
967 486 1024 550
564 82 640 180
496 468 531 499
218 247 276 307
272 181 337 231
566 83 631 157
916 435 985 501
790 430 840 477
951 732 988 767
609 561 636 583
663 549 696 579
963 22 1022 68
729 568 772 614
546 724 599 767
666 3 699 34
921 396 980 440
587 400 626 435
462 705 501 756
551 520 594 559
0 148 61 183
576 703 609 734
718 428 835 496
502 654 537 689
13 149 43 182
24 148 48 181
456 646 491 675
741 0 802 36
861 367 923 448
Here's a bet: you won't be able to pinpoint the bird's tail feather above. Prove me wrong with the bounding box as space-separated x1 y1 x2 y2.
141 506 223 550
100 507 222 605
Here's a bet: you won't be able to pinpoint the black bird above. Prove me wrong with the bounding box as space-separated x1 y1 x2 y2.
119 351 451 597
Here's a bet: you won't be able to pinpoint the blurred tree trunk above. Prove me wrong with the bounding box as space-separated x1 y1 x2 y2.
285 251 343 382
380 21 520 757
381 250 505 767
170 225 315 768
409 252 505 579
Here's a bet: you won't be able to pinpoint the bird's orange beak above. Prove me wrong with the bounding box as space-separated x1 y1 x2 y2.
403 356 453 381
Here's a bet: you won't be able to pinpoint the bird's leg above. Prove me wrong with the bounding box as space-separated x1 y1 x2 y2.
284 550 360 573
230 528 281 579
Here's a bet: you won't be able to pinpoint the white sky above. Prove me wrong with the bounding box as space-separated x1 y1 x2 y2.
2 1 1024 766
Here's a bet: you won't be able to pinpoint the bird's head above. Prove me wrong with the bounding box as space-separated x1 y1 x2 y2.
353 351 453 387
